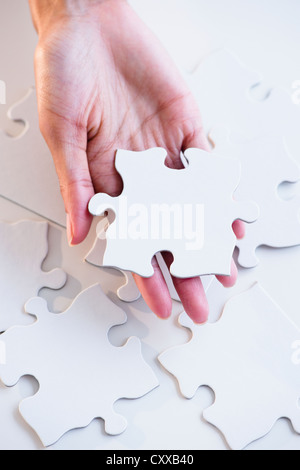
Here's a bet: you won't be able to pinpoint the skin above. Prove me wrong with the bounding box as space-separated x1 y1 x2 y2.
29 0 244 323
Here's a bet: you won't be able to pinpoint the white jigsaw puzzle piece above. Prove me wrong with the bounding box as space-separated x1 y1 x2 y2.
85 217 141 303
89 148 258 279
189 50 300 162
116 272 141 303
0 380 39 450
0 88 66 226
244 87 300 162
210 128 300 267
0 220 67 331
187 49 263 134
86 220 213 303
0 284 158 446
159 283 300 450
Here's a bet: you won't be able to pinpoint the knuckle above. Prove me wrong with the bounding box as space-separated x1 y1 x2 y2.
59 174 93 195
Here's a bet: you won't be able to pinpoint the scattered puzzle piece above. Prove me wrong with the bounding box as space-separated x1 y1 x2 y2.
116 272 141 303
190 50 300 161
0 220 66 331
187 49 262 135
89 148 258 279
159 283 300 450
0 380 40 450
209 129 300 267
0 88 66 225
0 284 158 446
248 87 300 162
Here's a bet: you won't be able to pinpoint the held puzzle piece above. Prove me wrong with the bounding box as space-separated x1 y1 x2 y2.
86 220 213 302
0 88 66 226
0 220 66 331
85 216 141 303
0 284 158 446
159 284 300 450
209 129 300 267
89 148 258 279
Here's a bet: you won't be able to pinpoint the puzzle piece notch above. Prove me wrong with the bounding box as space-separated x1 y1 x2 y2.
0 284 158 446
0 220 67 331
209 128 300 268
159 283 300 450
89 148 259 279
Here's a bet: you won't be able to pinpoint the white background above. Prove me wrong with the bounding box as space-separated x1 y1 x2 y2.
0 0 300 450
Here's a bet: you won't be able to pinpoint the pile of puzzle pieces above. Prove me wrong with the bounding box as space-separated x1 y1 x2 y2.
0 50 300 450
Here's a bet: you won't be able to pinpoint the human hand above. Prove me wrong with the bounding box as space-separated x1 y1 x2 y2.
29 0 244 323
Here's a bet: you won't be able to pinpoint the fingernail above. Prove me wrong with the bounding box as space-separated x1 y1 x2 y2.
156 311 172 321
66 214 74 246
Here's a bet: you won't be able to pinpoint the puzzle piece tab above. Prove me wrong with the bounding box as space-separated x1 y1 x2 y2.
89 148 258 279
0 284 158 446
159 284 300 450
0 220 66 331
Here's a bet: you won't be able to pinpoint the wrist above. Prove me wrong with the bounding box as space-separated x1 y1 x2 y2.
29 0 126 34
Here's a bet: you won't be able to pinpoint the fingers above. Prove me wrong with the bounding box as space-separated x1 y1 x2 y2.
162 252 209 324
133 258 209 324
135 255 238 323
132 257 173 320
233 220 246 240
39 115 95 245
61 163 95 246
216 259 238 288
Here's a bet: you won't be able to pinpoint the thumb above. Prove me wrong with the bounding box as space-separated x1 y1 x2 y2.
40 116 95 245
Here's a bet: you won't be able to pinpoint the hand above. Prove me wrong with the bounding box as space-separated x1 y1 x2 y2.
29 0 244 323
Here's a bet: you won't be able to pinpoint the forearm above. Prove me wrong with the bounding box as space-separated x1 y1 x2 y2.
29 0 124 33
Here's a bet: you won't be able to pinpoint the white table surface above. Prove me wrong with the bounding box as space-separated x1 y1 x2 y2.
0 0 300 450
